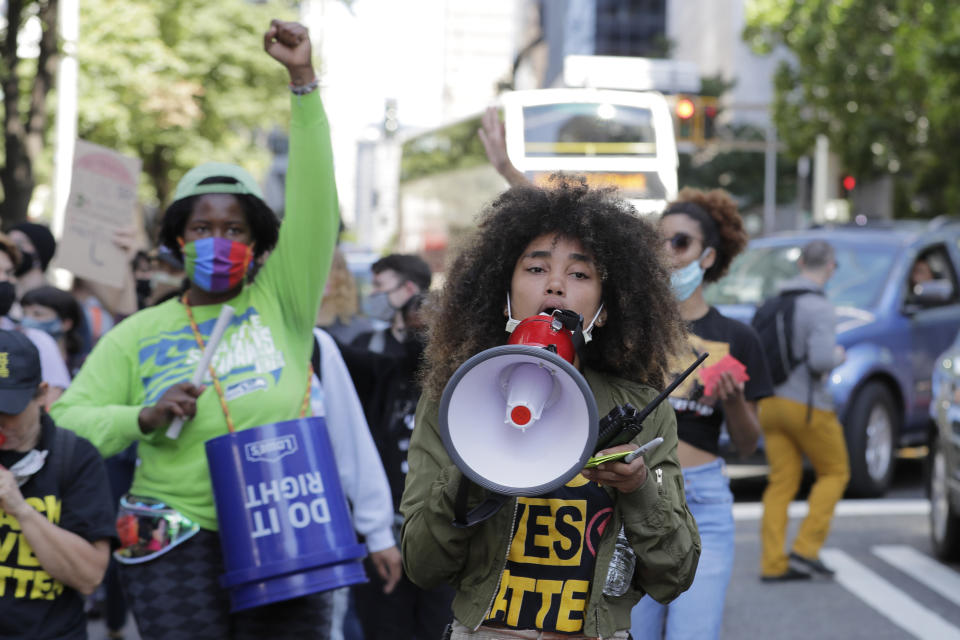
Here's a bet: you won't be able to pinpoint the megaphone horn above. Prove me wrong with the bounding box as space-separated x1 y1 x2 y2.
438 313 598 496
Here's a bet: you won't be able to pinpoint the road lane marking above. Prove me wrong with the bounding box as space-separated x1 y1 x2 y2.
872 545 960 608
820 548 960 640
733 499 929 521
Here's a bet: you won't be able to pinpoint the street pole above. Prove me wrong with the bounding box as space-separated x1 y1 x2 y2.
51 0 78 289
52 0 78 240
796 155 810 229
812 134 829 225
763 120 777 234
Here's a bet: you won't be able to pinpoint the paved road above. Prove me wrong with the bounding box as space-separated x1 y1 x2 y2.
723 500 960 639
724 459 960 640
91 461 951 640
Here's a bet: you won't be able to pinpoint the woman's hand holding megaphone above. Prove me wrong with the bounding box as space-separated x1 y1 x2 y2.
581 444 648 493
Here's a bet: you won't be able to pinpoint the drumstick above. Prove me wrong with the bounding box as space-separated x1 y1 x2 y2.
165 305 235 439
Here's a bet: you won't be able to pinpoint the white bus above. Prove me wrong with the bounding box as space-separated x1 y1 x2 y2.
500 88 678 215
396 88 678 263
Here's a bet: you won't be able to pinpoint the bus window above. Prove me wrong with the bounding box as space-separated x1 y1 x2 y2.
522 103 657 157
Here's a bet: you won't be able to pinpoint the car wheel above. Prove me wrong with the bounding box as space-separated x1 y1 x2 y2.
929 434 960 561
844 382 898 497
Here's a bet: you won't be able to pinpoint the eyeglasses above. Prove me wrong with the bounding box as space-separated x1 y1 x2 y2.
664 232 702 252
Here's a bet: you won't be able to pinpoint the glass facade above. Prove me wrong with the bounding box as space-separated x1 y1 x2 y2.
593 0 668 57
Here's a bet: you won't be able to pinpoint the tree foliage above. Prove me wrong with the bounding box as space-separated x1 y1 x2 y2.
1 0 301 231
1 0 59 230
77 0 298 227
679 125 797 216
744 0 960 216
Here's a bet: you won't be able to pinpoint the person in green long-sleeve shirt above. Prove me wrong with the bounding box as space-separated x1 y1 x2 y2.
50 19 339 640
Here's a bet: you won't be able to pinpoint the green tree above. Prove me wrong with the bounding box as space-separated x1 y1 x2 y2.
744 0 960 217
1 0 59 230
77 0 298 223
679 124 797 215
1 0 301 231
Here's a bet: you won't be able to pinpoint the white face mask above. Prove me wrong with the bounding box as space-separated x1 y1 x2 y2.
504 294 604 344
504 293 522 334
581 304 604 344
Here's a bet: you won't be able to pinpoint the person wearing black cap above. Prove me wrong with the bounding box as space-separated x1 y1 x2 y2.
0 329 115 640
0 233 71 407
9 222 57 296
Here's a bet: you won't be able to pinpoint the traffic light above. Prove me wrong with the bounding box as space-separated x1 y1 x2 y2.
675 96 695 140
383 98 399 138
840 174 856 197
703 100 718 140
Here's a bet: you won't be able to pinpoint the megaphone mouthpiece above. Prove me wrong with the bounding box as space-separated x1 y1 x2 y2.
503 362 556 429
509 405 532 427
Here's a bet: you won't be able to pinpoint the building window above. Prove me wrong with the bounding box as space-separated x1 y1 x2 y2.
594 0 667 57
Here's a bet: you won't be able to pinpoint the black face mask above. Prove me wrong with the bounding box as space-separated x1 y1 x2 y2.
0 281 15 317
136 278 153 301
13 252 34 277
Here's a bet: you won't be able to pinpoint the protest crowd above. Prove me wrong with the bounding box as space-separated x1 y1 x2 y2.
0 16 854 640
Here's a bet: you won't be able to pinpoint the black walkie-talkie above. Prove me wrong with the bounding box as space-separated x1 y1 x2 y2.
594 352 709 453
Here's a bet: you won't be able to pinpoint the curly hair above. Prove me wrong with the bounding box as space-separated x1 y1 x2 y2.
667 188 748 283
421 177 686 401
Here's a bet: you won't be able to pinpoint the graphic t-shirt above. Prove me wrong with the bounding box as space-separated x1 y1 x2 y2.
666 307 773 454
484 475 613 634
0 415 116 640
49 91 340 531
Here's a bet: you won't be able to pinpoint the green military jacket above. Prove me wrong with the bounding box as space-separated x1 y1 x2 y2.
400 368 701 638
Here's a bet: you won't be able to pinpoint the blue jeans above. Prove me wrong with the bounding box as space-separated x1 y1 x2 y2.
630 459 734 640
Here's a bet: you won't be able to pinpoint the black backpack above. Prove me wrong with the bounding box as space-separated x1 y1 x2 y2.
751 288 821 385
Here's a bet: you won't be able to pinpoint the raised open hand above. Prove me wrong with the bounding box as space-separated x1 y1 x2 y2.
477 106 529 188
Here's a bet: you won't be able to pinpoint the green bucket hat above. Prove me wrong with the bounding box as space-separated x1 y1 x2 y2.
172 162 265 203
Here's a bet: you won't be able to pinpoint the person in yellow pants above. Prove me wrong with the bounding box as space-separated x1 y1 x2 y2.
760 397 850 578
758 240 850 581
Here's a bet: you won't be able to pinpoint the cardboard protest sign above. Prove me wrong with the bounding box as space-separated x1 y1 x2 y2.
57 140 141 288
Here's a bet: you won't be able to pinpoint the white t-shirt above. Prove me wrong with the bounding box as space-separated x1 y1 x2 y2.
0 317 71 389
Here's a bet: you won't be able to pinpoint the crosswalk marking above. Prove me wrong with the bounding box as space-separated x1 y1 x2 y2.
872 545 960 609
820 548 960 640
732 498 929 521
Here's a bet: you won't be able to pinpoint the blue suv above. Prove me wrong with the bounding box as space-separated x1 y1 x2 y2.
705 218 960 496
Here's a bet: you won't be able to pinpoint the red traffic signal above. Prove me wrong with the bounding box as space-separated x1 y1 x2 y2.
675 97 695 120
842 175 856 192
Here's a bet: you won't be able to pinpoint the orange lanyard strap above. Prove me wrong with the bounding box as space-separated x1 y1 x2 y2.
181 294 313 434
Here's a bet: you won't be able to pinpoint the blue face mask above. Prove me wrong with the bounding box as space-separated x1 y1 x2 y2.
20 315 64 338
670 249 712 302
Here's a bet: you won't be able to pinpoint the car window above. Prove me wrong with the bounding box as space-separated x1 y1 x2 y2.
907 245 959 303
705 242 897 309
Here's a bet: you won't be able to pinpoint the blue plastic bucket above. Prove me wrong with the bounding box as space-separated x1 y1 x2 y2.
205 417 368 611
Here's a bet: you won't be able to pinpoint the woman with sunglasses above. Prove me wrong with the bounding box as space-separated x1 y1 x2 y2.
400 178 701 640
50 20 340 639
630 189 774 640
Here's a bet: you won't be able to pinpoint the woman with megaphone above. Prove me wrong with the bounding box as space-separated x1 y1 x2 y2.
400 178 701 640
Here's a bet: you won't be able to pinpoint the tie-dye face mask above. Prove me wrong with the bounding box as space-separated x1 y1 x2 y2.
179 237 253 293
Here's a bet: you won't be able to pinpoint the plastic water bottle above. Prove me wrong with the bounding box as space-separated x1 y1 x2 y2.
603 526 636 597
